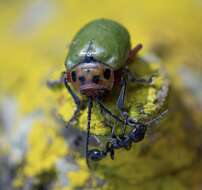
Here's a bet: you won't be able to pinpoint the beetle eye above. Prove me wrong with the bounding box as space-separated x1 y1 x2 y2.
104 68 111 80
79 76 86 85
92 75 100 84
71 71 77 82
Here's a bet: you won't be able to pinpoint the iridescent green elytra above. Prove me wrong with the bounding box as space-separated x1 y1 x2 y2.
65 19 131 70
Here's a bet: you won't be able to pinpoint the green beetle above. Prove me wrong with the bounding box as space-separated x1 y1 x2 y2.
59 19 166 167
64 19 143 96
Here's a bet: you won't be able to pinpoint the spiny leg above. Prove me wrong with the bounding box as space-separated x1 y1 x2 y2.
86 96 93 168
64 76 82 127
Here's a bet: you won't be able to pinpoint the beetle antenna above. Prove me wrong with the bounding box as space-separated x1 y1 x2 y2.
86 96 93 168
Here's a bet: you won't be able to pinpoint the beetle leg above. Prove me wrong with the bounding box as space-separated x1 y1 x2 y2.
47 79 63 89
64 76 82 128
128 43 143 60
125 67 156 85
47 71 66 90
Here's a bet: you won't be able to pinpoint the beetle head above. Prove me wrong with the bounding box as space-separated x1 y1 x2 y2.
67 62 114 97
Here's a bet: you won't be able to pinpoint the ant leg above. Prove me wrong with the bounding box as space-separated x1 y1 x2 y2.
97 99 127 140
86 97 93 168
146 109 168 127
64 77 82 127
106 141 115 160
105 119 117 138
116 79 127 114
118 135 132 150
116 79 139 132
95 98 123 124
116 78 129 135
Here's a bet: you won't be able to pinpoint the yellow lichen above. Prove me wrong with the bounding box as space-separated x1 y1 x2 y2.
67 159 90 189
24 120 68 177
144 88 157 114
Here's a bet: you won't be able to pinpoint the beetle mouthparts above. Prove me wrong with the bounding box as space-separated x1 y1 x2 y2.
79 84 107 96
